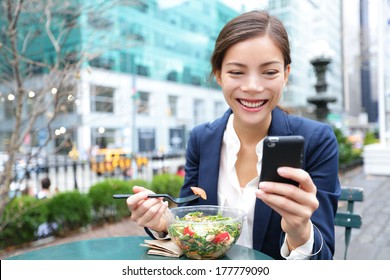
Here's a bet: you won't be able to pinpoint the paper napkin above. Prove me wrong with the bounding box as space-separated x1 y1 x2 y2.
140 239 183 258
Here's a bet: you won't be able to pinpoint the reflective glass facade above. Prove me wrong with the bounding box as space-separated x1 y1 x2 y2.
268 0 343 115
80 0 238 87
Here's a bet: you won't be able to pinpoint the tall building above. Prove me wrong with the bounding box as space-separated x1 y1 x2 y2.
360 0 377 123
0 0 239 155
341 0 362 118
363 0 390 176
268 0 343 118
379 0 390 144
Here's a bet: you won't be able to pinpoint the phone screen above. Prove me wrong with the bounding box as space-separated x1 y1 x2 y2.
260 136 304 186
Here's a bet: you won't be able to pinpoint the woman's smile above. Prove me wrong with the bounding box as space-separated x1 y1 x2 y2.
237 98 269 111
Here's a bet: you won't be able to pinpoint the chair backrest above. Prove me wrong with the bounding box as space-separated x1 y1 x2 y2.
335 186 364 259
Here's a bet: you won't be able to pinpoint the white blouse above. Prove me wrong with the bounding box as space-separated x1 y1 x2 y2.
217 114 314 259
217 114 263 248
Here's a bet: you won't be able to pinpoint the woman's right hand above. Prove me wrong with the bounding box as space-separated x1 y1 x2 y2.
127 186 169 232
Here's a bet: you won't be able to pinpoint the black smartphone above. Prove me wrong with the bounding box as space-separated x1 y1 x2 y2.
260 135 305 186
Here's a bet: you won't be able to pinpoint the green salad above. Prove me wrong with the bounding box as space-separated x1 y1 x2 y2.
168 211 242 259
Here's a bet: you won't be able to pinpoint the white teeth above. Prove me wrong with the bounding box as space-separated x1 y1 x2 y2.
240 99 265 108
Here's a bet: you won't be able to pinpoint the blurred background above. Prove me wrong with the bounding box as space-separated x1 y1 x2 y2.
0 0 389 251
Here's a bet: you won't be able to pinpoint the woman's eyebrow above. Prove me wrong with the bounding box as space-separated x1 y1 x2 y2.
224 60 282 67
259 60 283 67
225 62 246 67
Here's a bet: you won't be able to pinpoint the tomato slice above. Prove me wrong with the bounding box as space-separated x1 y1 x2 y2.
183 225 195 236
212 232 230 243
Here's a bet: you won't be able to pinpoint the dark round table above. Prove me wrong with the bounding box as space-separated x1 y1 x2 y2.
6 236 273 260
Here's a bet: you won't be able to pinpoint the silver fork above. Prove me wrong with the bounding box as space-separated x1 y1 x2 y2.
112 193 200 204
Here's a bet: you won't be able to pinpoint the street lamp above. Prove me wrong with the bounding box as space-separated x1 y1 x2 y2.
307 40 337 122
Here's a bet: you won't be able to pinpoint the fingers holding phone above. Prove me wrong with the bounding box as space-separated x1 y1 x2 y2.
276 166 317 194
257 136 318 214
259 136 304 187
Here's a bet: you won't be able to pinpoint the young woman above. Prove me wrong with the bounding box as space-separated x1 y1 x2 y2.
127 10 340 260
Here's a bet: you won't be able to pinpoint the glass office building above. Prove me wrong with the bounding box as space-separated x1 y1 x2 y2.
0 0 348 156
268 0 343 117
0 0 239 154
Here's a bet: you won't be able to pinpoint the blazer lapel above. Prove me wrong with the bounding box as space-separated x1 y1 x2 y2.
198 110 232 205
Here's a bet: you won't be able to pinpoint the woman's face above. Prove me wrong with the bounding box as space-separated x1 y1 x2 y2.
216 35 290 130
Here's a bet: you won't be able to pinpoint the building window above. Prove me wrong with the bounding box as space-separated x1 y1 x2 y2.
54 128 74 155
121 23 145 42
92 127 115 149
137 91 150 115
168 95 178 117
138 128 155 152
87 12 113 29
193 99 205 125
91 85 114 113
137 65 149 76
191 76 201 86
167 71 178 81
90 57 114 70
169 127 185 152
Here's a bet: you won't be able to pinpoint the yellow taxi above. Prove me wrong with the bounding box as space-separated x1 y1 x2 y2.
90 148 131 175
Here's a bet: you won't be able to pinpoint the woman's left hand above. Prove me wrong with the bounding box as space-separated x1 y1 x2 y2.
255 167 319 249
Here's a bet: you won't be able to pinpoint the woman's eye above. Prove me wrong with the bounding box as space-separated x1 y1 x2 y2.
228 71 243 76
264 71 278 76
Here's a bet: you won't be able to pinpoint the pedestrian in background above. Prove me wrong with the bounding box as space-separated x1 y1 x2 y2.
175 165 185 177
36 177 53 199
36 176 57 238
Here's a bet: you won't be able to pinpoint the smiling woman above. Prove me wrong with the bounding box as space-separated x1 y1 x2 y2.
126 10 340 260
215 36 289 132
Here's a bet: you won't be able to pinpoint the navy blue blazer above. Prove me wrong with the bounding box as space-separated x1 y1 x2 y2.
179 107 341 260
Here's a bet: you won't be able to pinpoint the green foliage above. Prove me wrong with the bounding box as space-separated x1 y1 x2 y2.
47 191 92 236
150 174 184 206
0 175 184 250
333 127 362 168
364 131 379 145
0 196 49 249
87 179 149 223
127 179 150 188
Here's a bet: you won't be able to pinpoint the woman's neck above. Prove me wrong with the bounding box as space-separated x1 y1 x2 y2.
233 116 271 145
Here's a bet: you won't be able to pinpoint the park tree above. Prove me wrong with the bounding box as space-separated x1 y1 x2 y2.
0 0 140 227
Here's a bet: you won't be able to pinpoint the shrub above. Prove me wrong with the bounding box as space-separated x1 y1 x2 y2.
150 174 184 206
127 179 150 188
88 179 149 223
333 127 363 172
47 191 92 236
0 196 49 249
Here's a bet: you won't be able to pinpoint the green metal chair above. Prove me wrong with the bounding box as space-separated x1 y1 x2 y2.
334 187 364 260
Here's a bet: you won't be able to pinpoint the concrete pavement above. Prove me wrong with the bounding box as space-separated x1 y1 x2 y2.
334 167 390 260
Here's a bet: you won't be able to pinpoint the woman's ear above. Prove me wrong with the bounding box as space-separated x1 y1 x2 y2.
214 70 222 86
283 64 291 86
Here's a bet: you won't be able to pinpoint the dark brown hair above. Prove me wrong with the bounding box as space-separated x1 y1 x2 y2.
41 177 51 190
210 10 291 77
